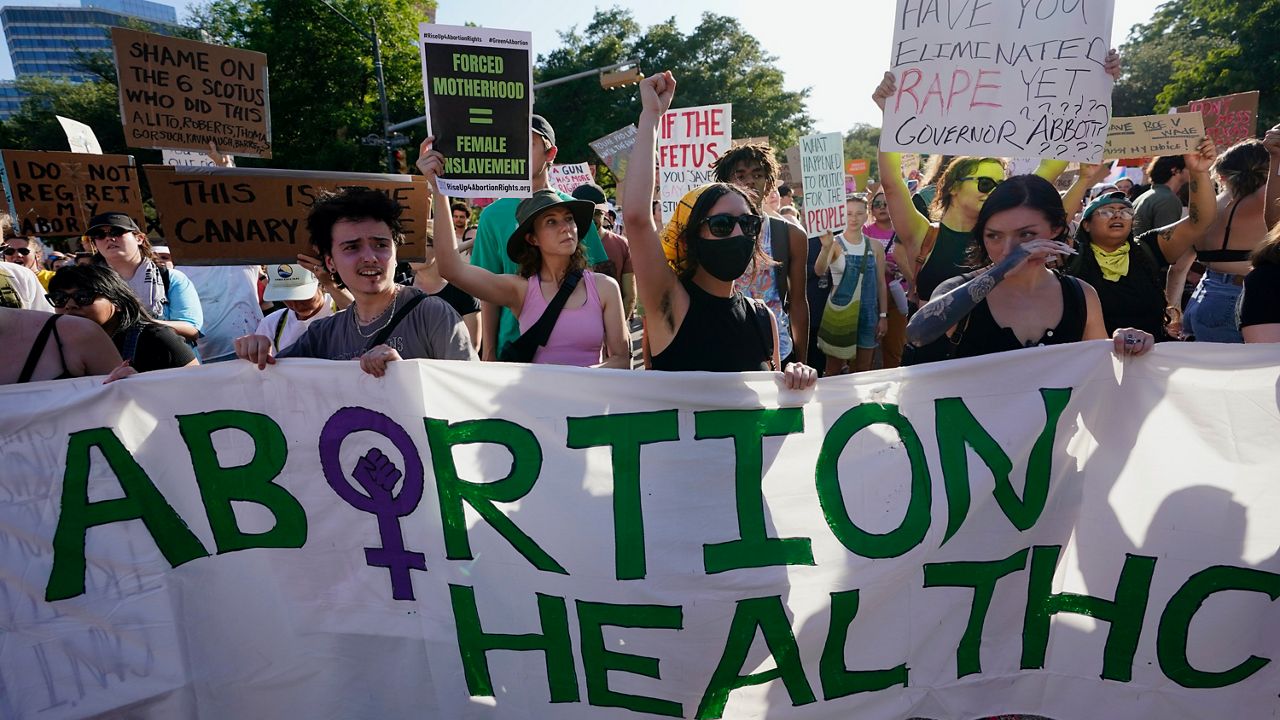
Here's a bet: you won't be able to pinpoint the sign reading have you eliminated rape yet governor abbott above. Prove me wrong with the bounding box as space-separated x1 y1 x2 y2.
419 24 532 199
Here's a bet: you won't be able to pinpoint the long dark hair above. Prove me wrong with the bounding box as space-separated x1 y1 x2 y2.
679 183 773 281
49 264 155 334
968 175 1068 267
1211 139 1269 199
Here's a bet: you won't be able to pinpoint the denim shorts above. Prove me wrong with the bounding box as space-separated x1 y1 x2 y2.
1185 270 1243 343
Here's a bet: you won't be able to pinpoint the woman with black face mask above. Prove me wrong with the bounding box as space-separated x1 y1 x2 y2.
622 70 817 389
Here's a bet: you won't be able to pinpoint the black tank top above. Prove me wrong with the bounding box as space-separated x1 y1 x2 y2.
651 279 773 372
954 274 1086 359
1196 200 1252 263
1065 234 1167 338
916 223 973 301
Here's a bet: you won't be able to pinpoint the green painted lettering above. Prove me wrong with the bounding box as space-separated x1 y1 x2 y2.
696 595 815 719
577 600 684 716
819 589 909 698
1158 565 1280 688
923 548 1030 677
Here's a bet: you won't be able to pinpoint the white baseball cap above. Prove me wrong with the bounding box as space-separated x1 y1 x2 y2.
263 263 319 302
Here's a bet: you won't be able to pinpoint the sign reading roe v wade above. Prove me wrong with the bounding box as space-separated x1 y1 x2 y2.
881 0 1117 163
419 24 532 199
3 344 1279 719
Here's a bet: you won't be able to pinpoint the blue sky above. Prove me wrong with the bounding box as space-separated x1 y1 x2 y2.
2 0 1168 129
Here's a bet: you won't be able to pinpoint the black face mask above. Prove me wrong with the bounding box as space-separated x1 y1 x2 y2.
691 234 755 282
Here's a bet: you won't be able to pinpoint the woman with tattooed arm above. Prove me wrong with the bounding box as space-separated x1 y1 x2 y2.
906 175 1155 359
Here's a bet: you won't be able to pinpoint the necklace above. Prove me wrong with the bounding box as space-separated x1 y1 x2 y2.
352 287 400 339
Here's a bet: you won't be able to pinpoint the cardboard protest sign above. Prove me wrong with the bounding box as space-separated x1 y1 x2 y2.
1176 90 1258 150
4 344 1280 719
55 115 102 154
145 165 428 264
0 150 143 237
900 151 921 177
588 124 638 181
112 27 270 157
658 103 731 220
547 163 593 194
419 24 532 199
882 0 1116 163
782 144 803 194
161 148 235 168
1103 113 1205 159
799 133 845 233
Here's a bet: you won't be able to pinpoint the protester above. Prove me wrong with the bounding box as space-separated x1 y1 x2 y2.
1239 225 1280 343
778 205 802 228
470 115 609 360
711 142 809 365
2 235 54 288
573 182 636 319
451 201 471 237
906 175 1154 359
0 261 53 310
1064 139 1217 339
48 264 198 373
419 140 628 369
777 183 795 209
254 264 339 354
814 194 887 374
233 187 476 375
1132 155 1189 237
85 212 203 343
911 154 956 218
1176 140 1271 343
179 264 264 362
402 234 480 349
0 306 126 384
864 189 908 367
622 70 815 388
152 245 174 269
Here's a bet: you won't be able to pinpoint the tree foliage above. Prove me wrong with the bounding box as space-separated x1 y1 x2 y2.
842 123 881 180
533 8 812 167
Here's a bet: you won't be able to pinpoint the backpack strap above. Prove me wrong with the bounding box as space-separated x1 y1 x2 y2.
365 293 429 352
500 271 584 363
274 311 290 353
745 297 777 371
158 264 172 296
909 223 942 285
18 314 60 383
768 217 791 302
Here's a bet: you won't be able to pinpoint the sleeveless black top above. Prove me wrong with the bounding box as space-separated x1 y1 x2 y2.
954 274 1086 359
1065 231 1169 339
916 223 974 301
651 279 773 372
1196 200 1252 263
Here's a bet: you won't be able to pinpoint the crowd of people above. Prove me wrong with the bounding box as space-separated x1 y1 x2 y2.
3 64 1280 389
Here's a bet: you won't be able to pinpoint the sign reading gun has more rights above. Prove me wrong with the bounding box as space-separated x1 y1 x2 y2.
419 24 532 199
112 27 271 158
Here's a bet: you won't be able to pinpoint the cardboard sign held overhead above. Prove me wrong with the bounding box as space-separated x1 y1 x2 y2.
1176 91 1259 151
588 125 638 182
56 116 103 155
1103 113 1205 159
146 165 429 265
419 24 533 199
112 27 271 157
0 150 144 237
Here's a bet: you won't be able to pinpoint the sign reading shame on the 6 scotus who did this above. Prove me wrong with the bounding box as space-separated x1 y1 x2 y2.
419 24 532 199
881 0 1117 163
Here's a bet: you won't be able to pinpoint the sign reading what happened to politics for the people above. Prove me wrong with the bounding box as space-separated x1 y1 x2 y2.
111 27 271 158
0 150 144 237
419 23 532 199
145 165 427 264
658 103 732 221
1103 112 1205 159
799 132 846 234
1175 90 1259 151
3 343 1280 719
882 0 1116 163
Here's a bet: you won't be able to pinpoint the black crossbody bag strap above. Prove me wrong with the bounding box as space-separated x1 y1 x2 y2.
365 294 429 352
501 270 583 363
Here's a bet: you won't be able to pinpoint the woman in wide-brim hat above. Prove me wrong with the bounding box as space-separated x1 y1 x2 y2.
416 138 629 368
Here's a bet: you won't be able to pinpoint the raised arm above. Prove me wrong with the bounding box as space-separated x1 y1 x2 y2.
1159 137 1218 260
1264 124 1280 230
872 73 932 276
417 137 525 311
1063 162 1113 218
813 231 839 276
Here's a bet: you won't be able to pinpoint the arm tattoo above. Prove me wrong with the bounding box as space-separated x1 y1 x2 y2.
1188 179 1200 225
905 254 1018 347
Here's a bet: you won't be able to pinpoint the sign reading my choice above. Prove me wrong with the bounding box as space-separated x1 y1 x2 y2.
0 150 144 237
146 165 428 265
419 24 532 199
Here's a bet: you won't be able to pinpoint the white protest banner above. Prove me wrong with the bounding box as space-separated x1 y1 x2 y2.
548 162 594 194
799 132 846 234
658 102 731 221
882 0 1116 163
160 148 235 167
1103 112 1205 159
3 344 1280 719
419 24 533 199
55 115 103 155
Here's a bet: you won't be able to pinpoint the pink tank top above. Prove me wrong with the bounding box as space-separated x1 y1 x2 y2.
517 270 604 366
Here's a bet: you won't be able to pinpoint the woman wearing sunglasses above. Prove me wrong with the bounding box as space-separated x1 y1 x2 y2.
621 70 816 388
84 212 203 344
416 140 630 369
1063 138 1217 340
48 264 197 373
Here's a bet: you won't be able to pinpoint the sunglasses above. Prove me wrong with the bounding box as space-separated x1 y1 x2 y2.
960 176 1002 194
1 246 31 257
701 213 763 239
871 200 887 209
1093 207 1135 220
46 290 99 308
87 227 130 242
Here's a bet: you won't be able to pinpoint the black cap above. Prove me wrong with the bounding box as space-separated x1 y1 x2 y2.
570 182 608 205
531 114 556 147
86 212 140 233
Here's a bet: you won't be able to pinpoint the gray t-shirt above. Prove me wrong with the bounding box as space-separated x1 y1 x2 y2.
280 286 476 361
1132 183 1183 237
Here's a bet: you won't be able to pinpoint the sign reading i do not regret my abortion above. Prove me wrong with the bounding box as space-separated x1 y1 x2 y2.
419 24 532 199
881 0 1117 163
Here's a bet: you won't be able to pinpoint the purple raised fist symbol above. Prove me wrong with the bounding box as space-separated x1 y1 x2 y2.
320 407 427 600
